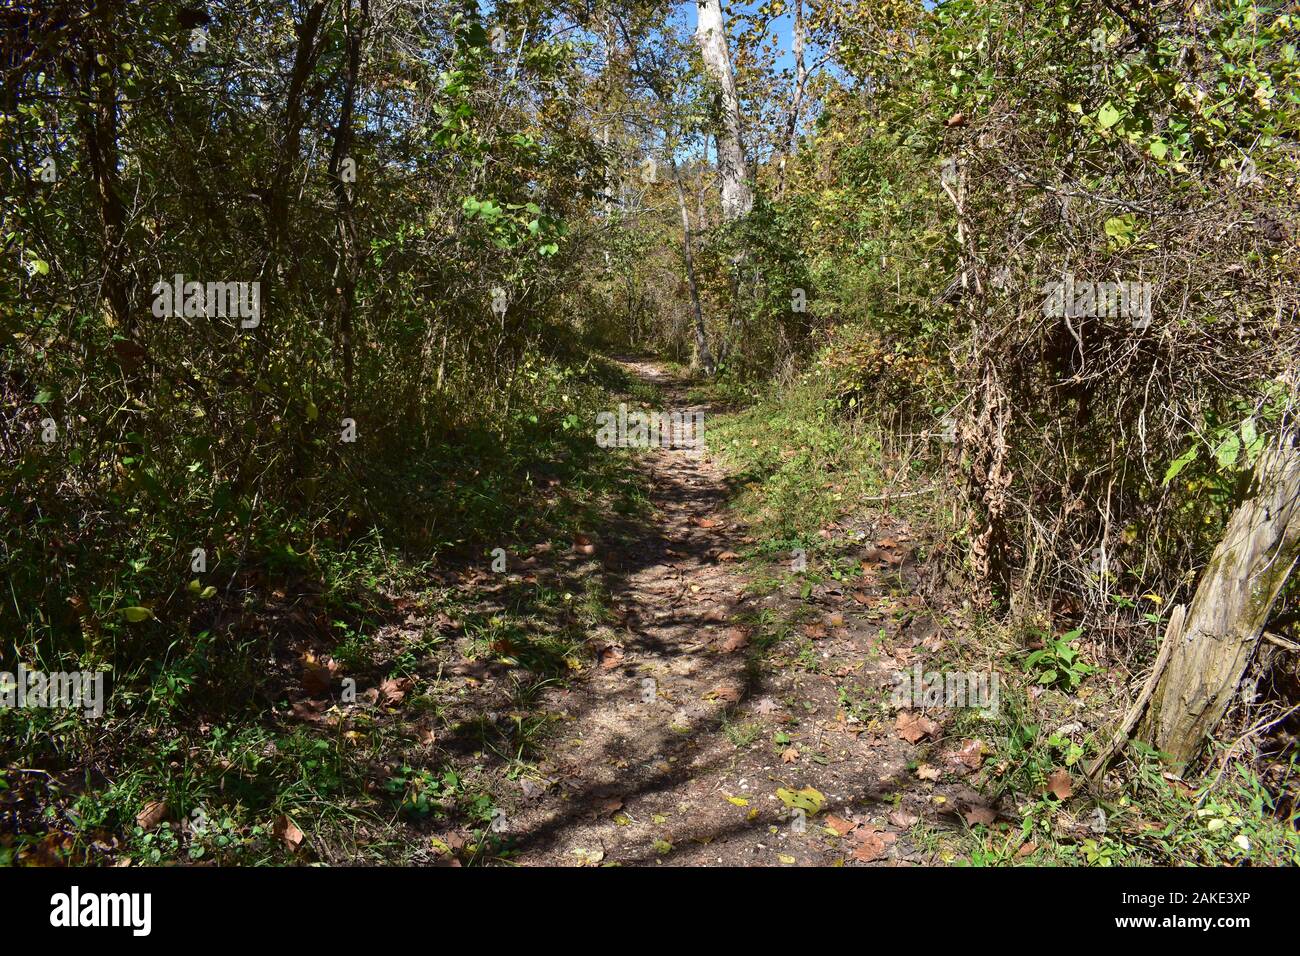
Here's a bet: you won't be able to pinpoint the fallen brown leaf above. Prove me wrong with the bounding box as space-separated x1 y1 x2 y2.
1047 768 1073 800
378 676 412 705
301 652 333 697
704 685 742 703
273 815 304 852
950 739 985 771
964 805 997 826
136 800 167 830
888 808 919 829
721 627 749 653
291 698 328 722
849 825 896 862
895 710 940 744
824 814 857 836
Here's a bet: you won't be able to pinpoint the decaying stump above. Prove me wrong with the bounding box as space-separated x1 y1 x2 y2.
1143 442 1300 773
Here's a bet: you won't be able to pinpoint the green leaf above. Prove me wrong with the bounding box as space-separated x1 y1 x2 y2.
1148 139 1168 159
1214 432 1241 469
1163 447 1198 486
1104 214 1135 245
1097 102 1122 129
1240 417 1257 449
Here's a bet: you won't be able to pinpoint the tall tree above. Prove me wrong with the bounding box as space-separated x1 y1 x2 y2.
694 0 751 220
776 0 807 197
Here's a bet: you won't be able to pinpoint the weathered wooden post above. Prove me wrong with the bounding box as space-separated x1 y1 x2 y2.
1143 441 1300 773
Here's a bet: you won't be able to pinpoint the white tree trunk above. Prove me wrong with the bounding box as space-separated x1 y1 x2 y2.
695 0 752 221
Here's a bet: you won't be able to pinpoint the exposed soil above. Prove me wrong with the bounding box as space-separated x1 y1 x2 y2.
256 359 1023 867
482 360 1007 866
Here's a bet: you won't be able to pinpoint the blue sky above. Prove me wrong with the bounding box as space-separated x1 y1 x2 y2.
711 1 801 73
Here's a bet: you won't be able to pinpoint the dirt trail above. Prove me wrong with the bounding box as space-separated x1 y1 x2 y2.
502 360 985 866
503 359 757 863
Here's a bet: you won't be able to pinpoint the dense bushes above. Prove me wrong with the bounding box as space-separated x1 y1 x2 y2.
703 0 1300 644
0 1 621 701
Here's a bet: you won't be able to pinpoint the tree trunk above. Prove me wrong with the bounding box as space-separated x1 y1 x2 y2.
329 0 367 406
261 0 329 342
776 0 807 198
1144 441 1300 772
77 4 131 338
669 157 713 373
695 0 752 221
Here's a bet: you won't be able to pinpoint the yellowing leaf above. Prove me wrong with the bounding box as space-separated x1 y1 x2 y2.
775 786 826 815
